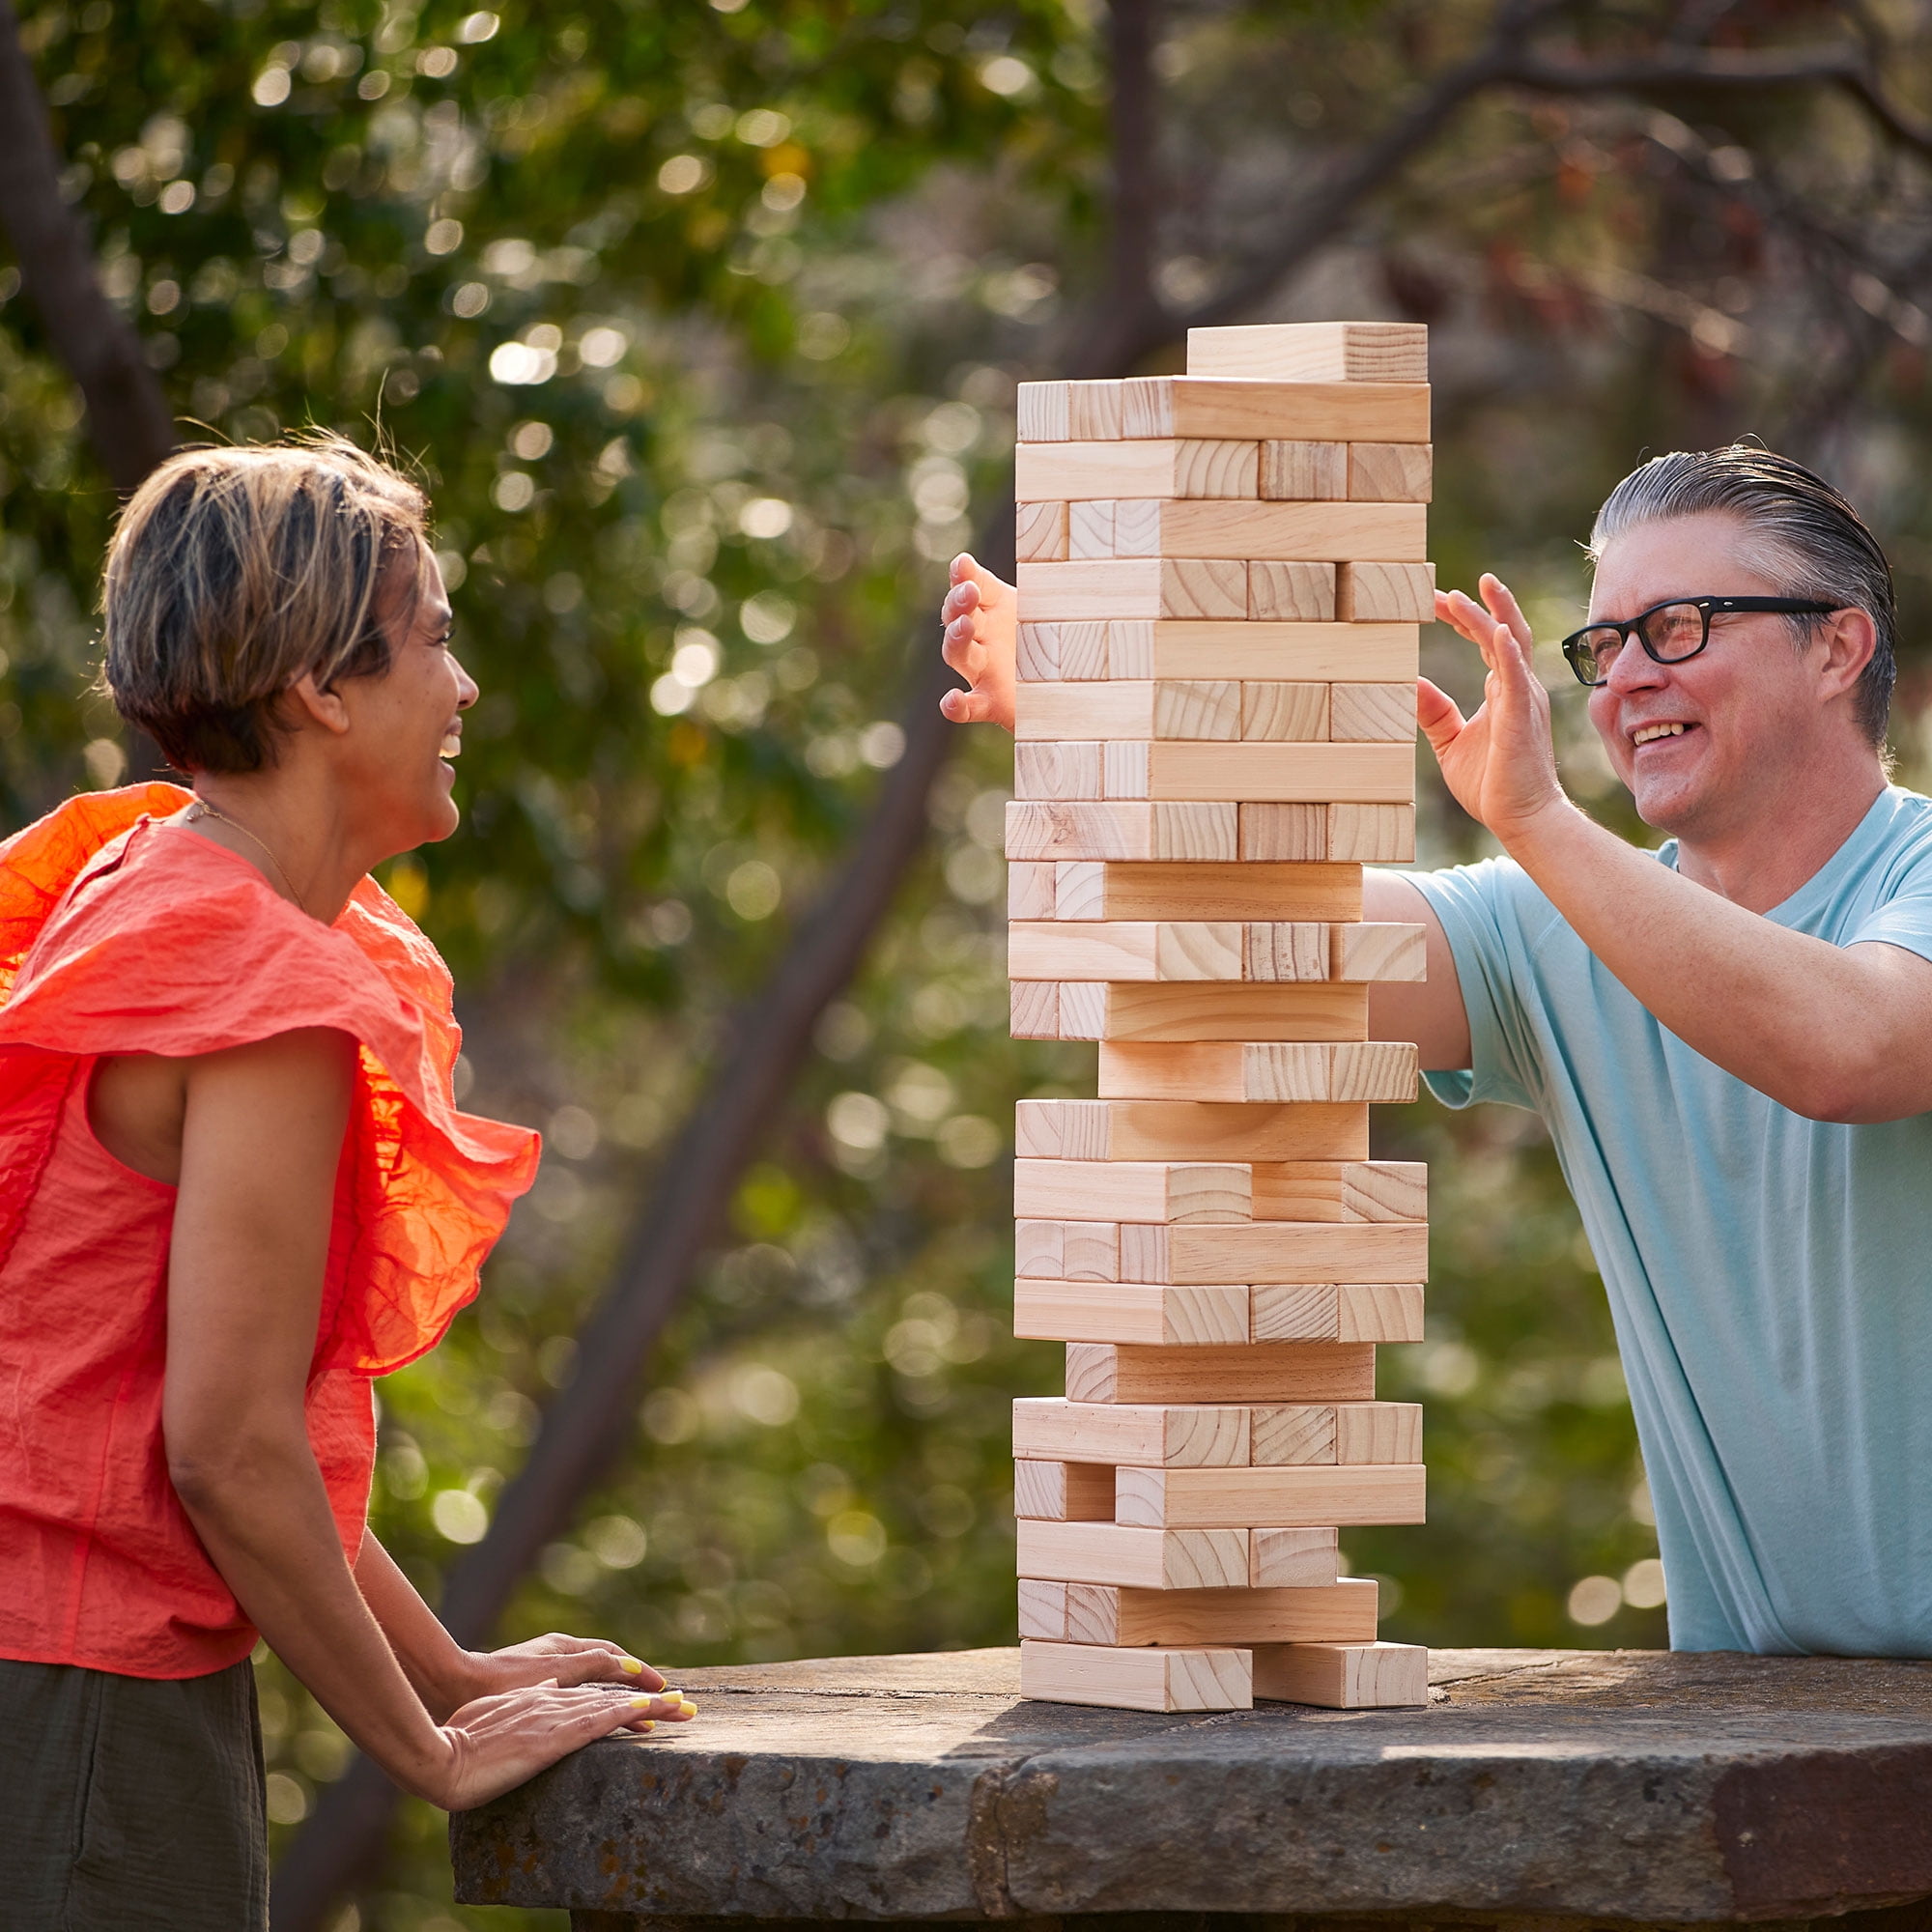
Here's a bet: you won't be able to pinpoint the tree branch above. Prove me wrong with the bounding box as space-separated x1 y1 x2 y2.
1075 0 1165 375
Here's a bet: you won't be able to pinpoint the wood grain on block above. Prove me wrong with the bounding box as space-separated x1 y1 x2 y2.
1088 499 1427 564
1017 499 1069 562
1338 560 1436 622
1149 621 1419 682
1261 440 1347 501
1016 382 1069 442
1016 619 1110 682
1243 922 1329 982
1096 1039 1420 1105
1017 1577 1068 1639
1251 1525 1347 1587
1015 1518 1251 1588
1239 803 1415 863
1147 741 1415 806
1065 1340 1377 1406
1068 1577 1378 1647
1058 859 1364 921
1113 1216 1429 1287
1013 1397 1251 1468
1252 1280 1425 1343
1005 800 1238 862
1248 560 1337 621
1067 380 1123 440
1009 860 1058 920
1014 1157 1253 1225
1009 980 1061 1040
1019 1639 1252 1712
1014 740 1104 801
1093 982 1370 1044
1066 498 1115 559
1251 1638 1429 1708
1348 441 1434 502
1251 1402 1422 1465
1014 439 1260 499
1119 378 1431 442
1014 1096 1371 1162
1015 1217 1121 1281
1332 921 1427 982
1103 741 1150 798
1240 682 1329 742
1018 558 1248 622
1249 1159 1428 1223
1013 1279 1251 1347
1116 1462 1427 1528
1013 1458 1118 1521
1186 321 1428 384
1014 681 1245 742
1329 803 1416 862
1056 981 1107 1039
1329 682 1417 742
1009 921 1343 984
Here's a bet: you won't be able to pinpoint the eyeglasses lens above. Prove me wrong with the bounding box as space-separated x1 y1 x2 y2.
1640 602 1708 663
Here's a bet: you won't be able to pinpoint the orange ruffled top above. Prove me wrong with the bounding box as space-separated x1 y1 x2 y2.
0 784 539 1678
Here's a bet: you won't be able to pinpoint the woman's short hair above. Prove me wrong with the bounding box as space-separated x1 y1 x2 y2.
101 433 430 774
1589 443 1896 746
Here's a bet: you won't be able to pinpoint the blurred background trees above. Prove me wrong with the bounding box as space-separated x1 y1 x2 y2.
7 0 1932 1925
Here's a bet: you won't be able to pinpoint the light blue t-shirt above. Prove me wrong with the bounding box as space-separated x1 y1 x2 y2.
1411 785 1932 1656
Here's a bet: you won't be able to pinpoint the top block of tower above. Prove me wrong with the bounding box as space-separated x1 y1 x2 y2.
1184 322 1428 384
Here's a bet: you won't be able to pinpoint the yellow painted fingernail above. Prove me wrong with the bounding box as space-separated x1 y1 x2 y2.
660 1685 680 1697
629 1695 653 1710
679 1699 698 1718
620 1657 644 1674
639 1719 655 1732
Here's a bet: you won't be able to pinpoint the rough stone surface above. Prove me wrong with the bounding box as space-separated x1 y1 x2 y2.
450 1647 1932 1924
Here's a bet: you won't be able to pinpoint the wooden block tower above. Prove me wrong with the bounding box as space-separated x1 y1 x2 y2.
1005 320 1433 1714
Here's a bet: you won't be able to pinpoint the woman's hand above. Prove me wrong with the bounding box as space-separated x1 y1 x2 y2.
457 1631 667 1702
1419 574 1571 846
939 553 1017 731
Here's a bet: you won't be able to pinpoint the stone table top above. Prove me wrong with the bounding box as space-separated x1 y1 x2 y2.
451 1646 1932 1924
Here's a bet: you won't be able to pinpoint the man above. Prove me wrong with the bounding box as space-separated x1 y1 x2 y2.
941 444 1932 1656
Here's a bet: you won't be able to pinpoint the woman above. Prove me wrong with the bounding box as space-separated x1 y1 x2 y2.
0 436 693 1930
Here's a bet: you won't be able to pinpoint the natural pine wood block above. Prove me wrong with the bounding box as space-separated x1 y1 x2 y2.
1067 380 1123 440
1337 1400 1423 1463
1016 681 1248 742
1251 1402 1422 1465
1238 803 1415 863
1054 982 1370 1044
1009 861 1059 920
1252 1280 1425 1343
1066 498 1117 559
1252 1638 1429 1708
1117 1462 1428 1528
1014 438 1260 497
1338 560 1436 622
1147 741 1414 806
1015 1158 1253 1224
1251 1526 1348 1586
1085 500 1428 564
1014 740 1104 801
1017 1577 1068 1638
1095 1039 1420 1104
1009 921 1333 984
1013 1396 1251 1467
1186 321 1429 384
1016 1218 1121 1280
1019 558 1249 622
1013 1279 1251 1347
1065 1577 1379 1647
1261 440 1347 500
1057 982 1107 1038
1015 1096 1371 1162
1248 560 1337 621
1148 621 1419 683
1016 382 1070 441
1243 923 1330 980
1103 1217 1429 1286
1330 682 1417 742
1118 378 1431 443
1014 1458 1118 1521
1006 801 1238 862
1240 682 1329 742
1016 620 1110 681
1333 921 1427 982
1055 860 1363 922
1017 499 1069 562
1014 1518 1258 1589
1019 1639 1252 1711
1065 1341 1377 1405
1349 441 1433 502
1010 980 1062 1039
1249 1160 1427 1223
1104 741 1150 797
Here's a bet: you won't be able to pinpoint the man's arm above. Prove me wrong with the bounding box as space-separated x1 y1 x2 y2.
1365 872 1470 1071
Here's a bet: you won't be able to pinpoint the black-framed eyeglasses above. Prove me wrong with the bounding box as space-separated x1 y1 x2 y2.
1559 596 1843 687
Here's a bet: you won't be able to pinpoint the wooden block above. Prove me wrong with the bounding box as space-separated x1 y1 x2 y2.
1109 621 1154 676
1014 741 1104 801
1018 559 1248 623
1248 561 1337 621
1096 1040 1420 1104
1016 1218 1121 1280
1015 1158 1252 1225
1338 561 1435 622
1240 683 1329 743
1147 741 1414 806
1261 440 1347 501
1252 1638 1429 1708
1014 1279 1251 1347
1014 1458 1119 1521
1016 382 1069 441
1082 500 1427 564
1057 982 1106 1037
1154 680 1243 740
1015 681 1244 742
1015 1519 1251 1588
1117 379 1431 443
1014 439 1259 498
1016 620 1110 682
1105 1217 1428 1286
1149 621 1418 683
1117 1463 1427 1528
1250 1160 1427 1223
1252 1281 1425 1343
1016 499 1069 562
1019 1639 1251 1712
1242 923 1329 981
1064 1341 1377 1405
1084 982 1370 1043
1013 1397 1250 1467
1009 921 1343 984
1251 1404 1334 1465
1066 498 1116 559
1103 741 1149 798
1009 861 1058 920
1251 1526 1346 1586
1014 1097 1371 1163
1017 1577 1068 1639
1332 922 1427 982
1006 801 1238 862
1055 860 1363 922
1067 380 1123 440
1239 803 1415 862
1329 682 1416 743
1349 442 1433 502
1186 322 1429 384
1010 980 1061 1039
1336 1400 1422 1463
1327 803 1415 862
1067 1577 1378 1647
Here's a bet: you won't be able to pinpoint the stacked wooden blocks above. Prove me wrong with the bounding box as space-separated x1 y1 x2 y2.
1006 319 1432 1715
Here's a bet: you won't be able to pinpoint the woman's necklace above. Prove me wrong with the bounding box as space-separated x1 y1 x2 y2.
185 798 309 914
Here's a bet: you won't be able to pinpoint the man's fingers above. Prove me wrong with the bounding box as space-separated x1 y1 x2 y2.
1479 573 1535 650
940 688 995 724
942 580 981 624
1414 677 1466 756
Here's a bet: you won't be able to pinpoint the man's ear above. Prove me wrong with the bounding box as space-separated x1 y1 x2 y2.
1816 608 1878 700
287 671 353 738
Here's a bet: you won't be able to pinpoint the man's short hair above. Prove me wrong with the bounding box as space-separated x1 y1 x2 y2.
1588 443 1896 746
101 434 430 774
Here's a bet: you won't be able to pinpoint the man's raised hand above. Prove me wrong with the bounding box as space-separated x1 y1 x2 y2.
1420 574 1570 845
939 553 1017 732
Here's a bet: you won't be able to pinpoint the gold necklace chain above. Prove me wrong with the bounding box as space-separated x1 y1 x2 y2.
186 798 308 913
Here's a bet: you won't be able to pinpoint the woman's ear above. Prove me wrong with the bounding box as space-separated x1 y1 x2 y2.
287 671 353 738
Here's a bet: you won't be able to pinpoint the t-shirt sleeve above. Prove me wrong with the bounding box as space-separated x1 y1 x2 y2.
1406 857 1546 1113
1847 832 1932 964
